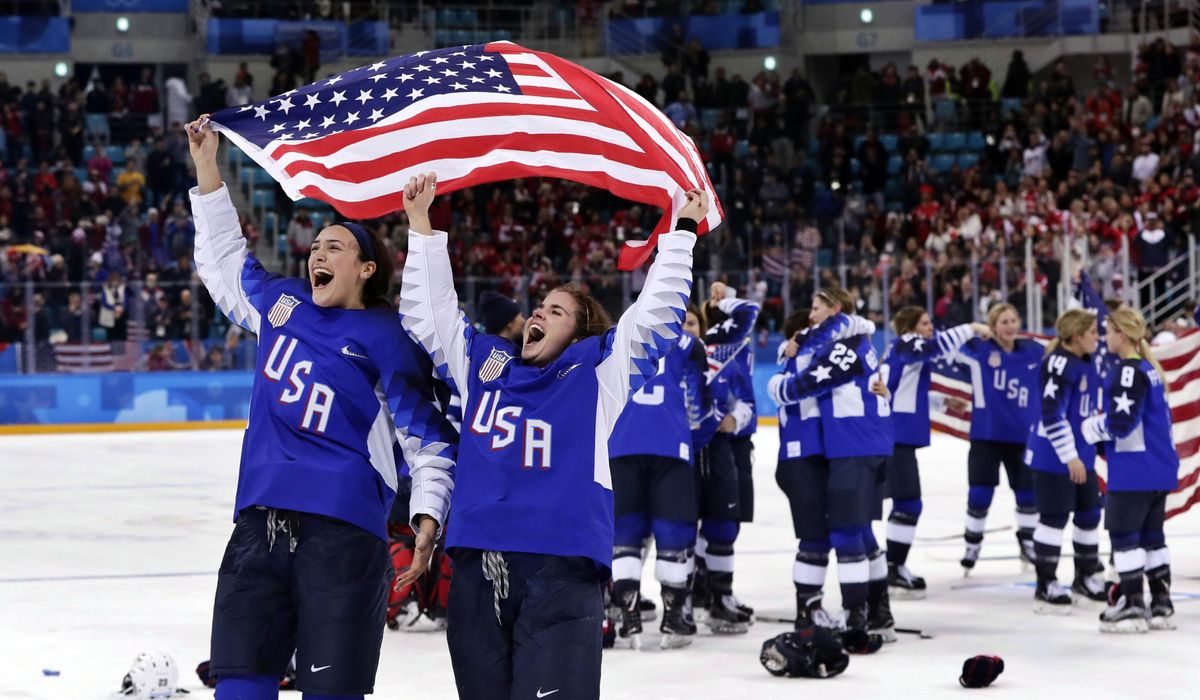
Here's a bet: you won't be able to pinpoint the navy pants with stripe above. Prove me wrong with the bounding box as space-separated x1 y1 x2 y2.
446 549 605 700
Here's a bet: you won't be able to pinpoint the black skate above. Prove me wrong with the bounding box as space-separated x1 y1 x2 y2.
794 591 842 632
1072 571 1108 603
691 564 712 624
727 594 755 624
888 563 927 600
613 585 644 650
1149 593 1176 631
659 585 696 649
705 595 750 635
1099 593 1149 634
868 588 897 644
841 605 883 654
1034 580 1073 615
961 542 981 574
638 594 658 623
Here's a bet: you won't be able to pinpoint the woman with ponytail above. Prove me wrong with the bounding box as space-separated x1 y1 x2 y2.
1082 307 1179 633
1025 308 1106 614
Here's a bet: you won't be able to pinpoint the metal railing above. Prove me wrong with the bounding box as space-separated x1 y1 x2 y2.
1134 234 1198 328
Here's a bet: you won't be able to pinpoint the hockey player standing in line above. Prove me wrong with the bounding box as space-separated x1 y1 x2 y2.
953 303 1044 572
769 287 892 648
607 312 709 650
1082 308 1179 632
186 117 458 700
400 172 703 700
1025 309 1107 613
693 283 760 631
881 308 991 597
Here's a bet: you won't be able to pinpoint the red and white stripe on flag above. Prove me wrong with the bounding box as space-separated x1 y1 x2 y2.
211 41 722 271
930 330 1200 520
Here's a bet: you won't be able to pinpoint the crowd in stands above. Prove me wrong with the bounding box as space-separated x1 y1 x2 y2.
6 30 1200 371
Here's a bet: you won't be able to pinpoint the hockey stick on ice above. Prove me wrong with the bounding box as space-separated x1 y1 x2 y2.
754 615 933 639
916 525 1011 542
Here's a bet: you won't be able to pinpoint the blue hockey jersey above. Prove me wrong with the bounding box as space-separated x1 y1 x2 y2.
769 313 875 460
1082 358 1179 491
191 184 457 541
1025 347 1100 474
884 324 974 448
610 333 707 463
955 337 1042 444
774 333 893 459
400 227 695 570
706 297 759 438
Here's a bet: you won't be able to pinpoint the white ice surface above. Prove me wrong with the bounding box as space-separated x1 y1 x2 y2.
1 427 1197 699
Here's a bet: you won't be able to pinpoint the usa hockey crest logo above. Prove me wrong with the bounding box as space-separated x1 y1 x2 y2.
268 294 302 328
988 352 1002 368
478 347 514 383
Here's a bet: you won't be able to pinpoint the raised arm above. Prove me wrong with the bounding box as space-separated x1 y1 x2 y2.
771 337 869 405
889 323 981 365
595 190 703 435
705 296 760 346
187 115 275 333
397 173 475 400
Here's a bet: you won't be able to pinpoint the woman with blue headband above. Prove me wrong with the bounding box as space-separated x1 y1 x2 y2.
186 114 458 700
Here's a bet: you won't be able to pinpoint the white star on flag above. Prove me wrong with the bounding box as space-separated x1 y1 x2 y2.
253 105 269 120
355 89 373 105
329 90 347 106
274 97 295 114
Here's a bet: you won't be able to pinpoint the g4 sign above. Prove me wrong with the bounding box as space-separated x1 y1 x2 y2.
111 41 134 59
855 32 878 49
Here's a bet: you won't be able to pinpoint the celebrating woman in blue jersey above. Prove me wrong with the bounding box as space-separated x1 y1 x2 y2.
186 117 458 700
1082 308 1179 633
1025 308 1106 613
881 308 990 597
953 302 1043 572
400 172 701 700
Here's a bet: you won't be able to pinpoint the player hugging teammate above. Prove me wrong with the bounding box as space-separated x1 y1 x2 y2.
769 287 894 650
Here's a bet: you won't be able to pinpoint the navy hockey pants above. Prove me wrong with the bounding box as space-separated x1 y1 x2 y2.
446 549 605 700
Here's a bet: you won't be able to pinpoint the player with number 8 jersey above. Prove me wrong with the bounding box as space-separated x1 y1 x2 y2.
400 172 702 700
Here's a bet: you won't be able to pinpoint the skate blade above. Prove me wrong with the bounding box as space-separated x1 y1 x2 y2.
871 627 899 643
1149 616 1176 631
659 633 694 649
693 609 710 624
1034 602 1073 616
888 586 927 601
641 611 658 623
1073 595 1108 607
706 620 749 635
1100 618 1149 634
618 633 643 650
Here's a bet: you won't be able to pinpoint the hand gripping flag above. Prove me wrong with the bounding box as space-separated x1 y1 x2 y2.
209 40 723 270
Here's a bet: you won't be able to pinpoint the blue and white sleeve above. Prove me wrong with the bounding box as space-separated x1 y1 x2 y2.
190 184 276 333
596 228 696 435
375 333 459 533
773 340 866 404
1040 356 1079 463
705 297 760 345
399 230 476 406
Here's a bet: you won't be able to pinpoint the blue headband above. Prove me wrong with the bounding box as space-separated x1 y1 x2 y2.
337 221 376 262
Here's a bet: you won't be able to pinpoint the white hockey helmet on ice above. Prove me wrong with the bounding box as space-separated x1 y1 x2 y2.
119 651 180 699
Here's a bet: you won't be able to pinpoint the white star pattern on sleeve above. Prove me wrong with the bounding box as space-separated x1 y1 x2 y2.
812 365 833 383
1043 377 1059 399
912 338 925 352
1113 391 1135 414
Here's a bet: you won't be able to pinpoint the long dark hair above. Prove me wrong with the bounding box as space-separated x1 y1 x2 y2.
359 225 394 309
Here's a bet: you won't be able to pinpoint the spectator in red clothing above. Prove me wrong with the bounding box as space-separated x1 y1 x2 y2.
130 68 159 117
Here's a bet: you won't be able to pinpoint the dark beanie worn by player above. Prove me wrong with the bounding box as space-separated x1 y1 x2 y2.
478 291 521 334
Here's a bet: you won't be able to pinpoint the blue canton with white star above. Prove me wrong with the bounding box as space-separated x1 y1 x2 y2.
213 44 522 149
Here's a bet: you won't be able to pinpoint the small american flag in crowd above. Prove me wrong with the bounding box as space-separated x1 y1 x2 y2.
930 331 1200 519
210 41 723 270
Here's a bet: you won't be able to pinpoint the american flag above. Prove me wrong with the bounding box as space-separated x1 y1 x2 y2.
930 330 1200 520
210 41 723 270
